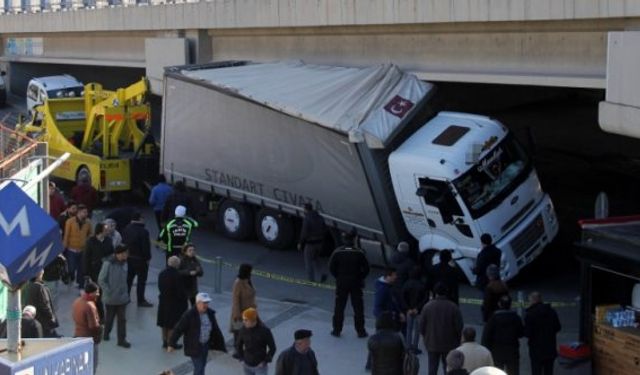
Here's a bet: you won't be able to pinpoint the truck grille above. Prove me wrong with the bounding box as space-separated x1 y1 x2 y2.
510 214 545 258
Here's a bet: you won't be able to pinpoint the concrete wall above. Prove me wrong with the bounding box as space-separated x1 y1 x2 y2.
210 27 608 88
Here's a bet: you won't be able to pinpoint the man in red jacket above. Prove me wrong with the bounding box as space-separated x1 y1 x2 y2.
71 177 98 212
72 281 102 374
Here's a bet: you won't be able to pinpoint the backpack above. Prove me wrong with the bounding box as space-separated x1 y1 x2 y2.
403 350 419 375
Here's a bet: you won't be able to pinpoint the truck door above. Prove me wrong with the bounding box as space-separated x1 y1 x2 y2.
416 177 475 243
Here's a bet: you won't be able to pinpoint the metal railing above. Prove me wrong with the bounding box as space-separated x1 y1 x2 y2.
0 0 198 14
0 122 39 181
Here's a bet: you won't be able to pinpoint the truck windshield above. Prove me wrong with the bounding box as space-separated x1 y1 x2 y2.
47 87 83 99
453 134 531 218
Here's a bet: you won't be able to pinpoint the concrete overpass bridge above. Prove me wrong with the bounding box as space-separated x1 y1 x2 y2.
0 0 639 137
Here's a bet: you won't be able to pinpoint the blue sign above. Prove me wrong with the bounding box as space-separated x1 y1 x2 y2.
0 338 93 375
0 182 63 286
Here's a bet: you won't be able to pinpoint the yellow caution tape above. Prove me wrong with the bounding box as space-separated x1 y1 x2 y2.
154 240 576 307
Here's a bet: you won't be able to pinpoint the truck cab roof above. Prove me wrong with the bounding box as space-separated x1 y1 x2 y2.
390 111 508 180
29 75 83 90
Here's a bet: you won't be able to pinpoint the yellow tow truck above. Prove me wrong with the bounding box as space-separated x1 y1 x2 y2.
16 78 158 193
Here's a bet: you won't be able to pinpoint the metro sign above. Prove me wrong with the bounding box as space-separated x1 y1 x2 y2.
0 182 63 287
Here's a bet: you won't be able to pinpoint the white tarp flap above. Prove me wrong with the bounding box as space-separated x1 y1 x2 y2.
182 61 433 148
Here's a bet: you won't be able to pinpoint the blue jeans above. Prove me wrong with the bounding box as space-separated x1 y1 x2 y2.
65 250 84 287
405 312 420 350
243 363 268 375
191 343 209 375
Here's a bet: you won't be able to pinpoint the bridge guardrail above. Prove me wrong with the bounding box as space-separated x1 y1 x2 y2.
0 0 192 14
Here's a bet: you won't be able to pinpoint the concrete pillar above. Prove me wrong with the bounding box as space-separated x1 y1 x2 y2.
184 29 212 64
599 31 640 139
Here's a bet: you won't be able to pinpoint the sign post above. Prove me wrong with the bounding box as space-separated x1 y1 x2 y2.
0 182 63 353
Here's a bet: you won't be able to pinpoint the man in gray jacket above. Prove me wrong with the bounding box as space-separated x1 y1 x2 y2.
420 282 464 375
98 244 131 348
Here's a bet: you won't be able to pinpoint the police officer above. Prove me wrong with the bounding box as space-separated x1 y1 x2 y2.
159 205 199 263
328 231 370 338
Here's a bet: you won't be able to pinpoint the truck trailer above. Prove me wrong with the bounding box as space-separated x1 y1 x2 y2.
160 60 559 283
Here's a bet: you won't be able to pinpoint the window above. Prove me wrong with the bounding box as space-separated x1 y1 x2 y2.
27 85 39 102
418 178 463 223
453 134 531 218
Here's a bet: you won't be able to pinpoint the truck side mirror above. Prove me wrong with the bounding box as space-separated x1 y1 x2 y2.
0 71 5 77
416 187 428 197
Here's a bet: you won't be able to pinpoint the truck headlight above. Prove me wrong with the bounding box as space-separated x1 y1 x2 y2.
545 203 557 224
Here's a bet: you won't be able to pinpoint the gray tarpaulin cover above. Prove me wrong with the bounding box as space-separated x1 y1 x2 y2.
182 60 433 148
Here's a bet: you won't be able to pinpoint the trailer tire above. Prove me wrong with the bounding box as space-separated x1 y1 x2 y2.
255 208 295 249
218 200 254 240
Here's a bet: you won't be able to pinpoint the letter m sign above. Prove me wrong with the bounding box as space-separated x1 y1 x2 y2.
0 182 63 286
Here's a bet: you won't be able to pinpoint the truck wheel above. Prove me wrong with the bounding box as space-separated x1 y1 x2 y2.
76 166 91 185
218 200 254 240
255 208 295 249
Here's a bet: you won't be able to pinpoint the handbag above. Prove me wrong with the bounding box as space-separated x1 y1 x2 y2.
403 349 419 375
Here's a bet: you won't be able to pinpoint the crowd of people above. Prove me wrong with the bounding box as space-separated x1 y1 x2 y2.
29 178 563 375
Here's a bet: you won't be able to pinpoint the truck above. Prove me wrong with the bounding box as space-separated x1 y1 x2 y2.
160 60 559 283
16 78 158 193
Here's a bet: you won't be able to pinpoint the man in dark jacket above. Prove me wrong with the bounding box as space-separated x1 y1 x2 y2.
234 307 276 375
431 250 459 304
297 203 326 282
524 292 561 375
328 231 370 338
158 256 188 349
22 270 60 337
403 266 428 354
122 211 153 307
420 282 464 375
389 241 415 287
275 329 319 375
83 222 113 322
482 295 524 375
106 206 136 233
373 268 404 327
168 292 226 375
475 233 502 291
83 223 114 282
368 312 405 375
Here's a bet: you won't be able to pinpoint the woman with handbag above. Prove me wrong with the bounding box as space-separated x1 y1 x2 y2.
230 263 257 346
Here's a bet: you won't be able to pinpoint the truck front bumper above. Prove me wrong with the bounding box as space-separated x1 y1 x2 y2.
498 194 559 281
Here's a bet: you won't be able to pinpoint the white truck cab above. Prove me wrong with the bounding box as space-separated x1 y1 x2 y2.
26 75 84 114
389 111 559 282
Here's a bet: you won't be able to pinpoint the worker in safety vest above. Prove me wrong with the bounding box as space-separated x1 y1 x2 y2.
158 205 199 263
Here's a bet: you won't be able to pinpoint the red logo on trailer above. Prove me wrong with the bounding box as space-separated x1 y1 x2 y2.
384 95 414 118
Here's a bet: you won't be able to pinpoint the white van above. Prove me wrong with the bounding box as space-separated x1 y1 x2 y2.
26 75 84 114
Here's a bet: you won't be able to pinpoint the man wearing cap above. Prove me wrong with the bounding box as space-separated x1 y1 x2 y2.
72 281 102 374
20 305 43 338
234 307 276 375
168 292 226 375
328 231 370 338
159 205 199 263
276 329 319 375
98 244 131 348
